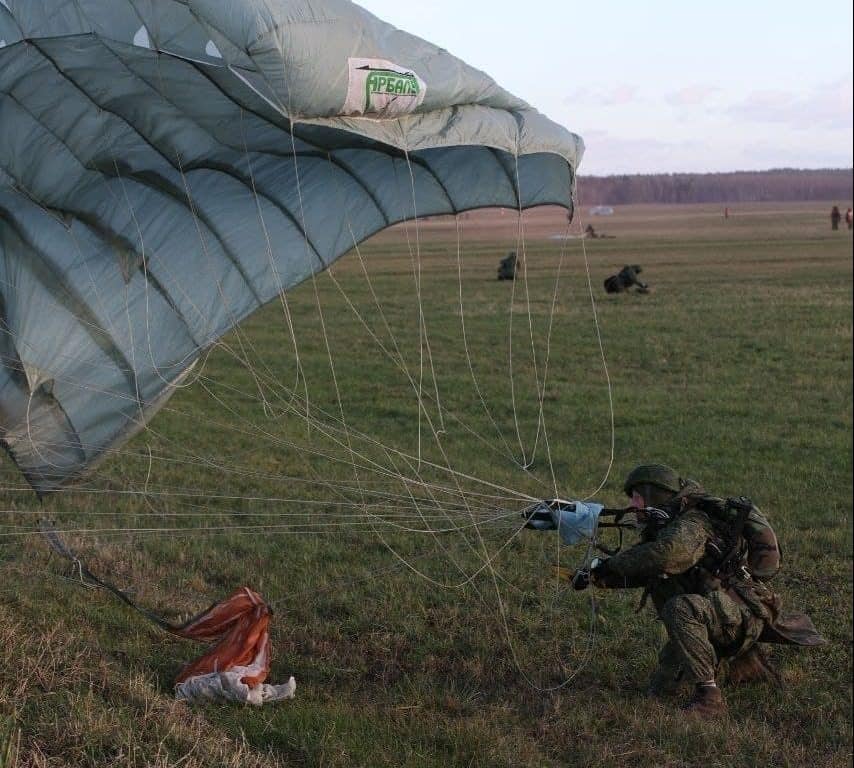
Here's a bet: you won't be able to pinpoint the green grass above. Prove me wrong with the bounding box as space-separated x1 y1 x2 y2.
1 201 852 767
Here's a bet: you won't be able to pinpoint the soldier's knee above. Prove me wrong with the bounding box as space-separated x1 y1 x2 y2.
662 594 709 628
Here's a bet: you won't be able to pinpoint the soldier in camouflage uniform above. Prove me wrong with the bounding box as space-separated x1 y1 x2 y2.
497 251 517 281
603 264 649 294
571 464 825 716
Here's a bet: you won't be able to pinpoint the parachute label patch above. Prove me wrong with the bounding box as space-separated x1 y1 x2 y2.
344 58 426 117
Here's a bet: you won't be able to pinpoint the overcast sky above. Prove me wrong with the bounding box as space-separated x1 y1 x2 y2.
357 0 853 175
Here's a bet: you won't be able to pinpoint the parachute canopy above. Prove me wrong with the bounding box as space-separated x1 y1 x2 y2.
0 0 584 493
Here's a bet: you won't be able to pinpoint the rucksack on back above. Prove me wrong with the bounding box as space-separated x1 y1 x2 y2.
695 495 782 581
742 505 781 581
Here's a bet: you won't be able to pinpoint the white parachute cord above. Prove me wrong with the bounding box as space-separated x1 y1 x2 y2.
1 346 532 508
402 148 447 439
317 167 534 481
575 180 616 500
506 151 528 467
171 152 277 417
320 264 532 476
538 212 575 497
511 151 548 470
237 107 309 416
114 159 331 507
453 212 521 464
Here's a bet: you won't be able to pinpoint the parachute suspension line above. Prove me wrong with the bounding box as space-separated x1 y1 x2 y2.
453 213 522 466
402 148 447 441
284 120 482 581
0 478 504 515
511 149 548 472
538 213 575 500
202 126 530 577
110 160 211 383
3 250 528 536
574 181 615 500
320 155 529 478
171 151 276 419
506 155 527 468
513 150 543 469
286 118 379 538
3 512 521 541
5 340 530 527
2 343 531 509
150 60 542 539
237 107 309 418
461 184 605 694
278 81 375 539
363 445 488 593
296 136 527 569
117 151 323 508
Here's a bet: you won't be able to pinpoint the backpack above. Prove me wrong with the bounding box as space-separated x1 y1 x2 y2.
693 495 782 582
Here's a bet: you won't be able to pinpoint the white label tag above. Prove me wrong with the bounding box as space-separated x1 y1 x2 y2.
343 57 427 117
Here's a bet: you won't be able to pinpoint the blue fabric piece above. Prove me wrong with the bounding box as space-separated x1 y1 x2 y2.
551 501 604 546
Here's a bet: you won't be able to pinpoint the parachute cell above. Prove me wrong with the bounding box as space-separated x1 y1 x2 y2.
0 0 584 492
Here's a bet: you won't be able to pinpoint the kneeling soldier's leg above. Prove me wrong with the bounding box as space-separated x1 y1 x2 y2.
661 595 720 685
648 640 689 696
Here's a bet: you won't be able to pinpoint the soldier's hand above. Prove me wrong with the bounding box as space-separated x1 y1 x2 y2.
571 568 590 590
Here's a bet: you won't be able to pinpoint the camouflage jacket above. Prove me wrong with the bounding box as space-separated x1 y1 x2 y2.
592 496 825 647
593 505 720 614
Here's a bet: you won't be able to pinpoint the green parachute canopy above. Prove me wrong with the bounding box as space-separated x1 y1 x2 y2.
0 0 584 493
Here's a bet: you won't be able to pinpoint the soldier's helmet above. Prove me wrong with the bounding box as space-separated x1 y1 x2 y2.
623 463 682 497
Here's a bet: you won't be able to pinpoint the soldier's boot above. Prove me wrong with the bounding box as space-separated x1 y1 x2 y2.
726 646 781 687
682 684 726 717
647 667 688 699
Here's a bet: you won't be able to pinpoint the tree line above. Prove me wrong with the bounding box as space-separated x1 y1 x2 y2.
576 168 853 205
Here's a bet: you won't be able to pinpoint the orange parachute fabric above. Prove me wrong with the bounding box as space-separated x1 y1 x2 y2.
173 586 272 687
171 586 296 705
38 524 294 704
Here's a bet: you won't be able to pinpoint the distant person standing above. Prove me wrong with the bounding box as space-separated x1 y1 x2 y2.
830 206 841 230
845 208 853 230
724 207 730 219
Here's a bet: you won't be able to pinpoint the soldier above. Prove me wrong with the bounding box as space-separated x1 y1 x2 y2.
604 264 649 294
830 206 841 230
529 464 825 717
497 251 517 281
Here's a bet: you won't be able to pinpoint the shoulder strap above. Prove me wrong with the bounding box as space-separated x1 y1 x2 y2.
712 496 754 576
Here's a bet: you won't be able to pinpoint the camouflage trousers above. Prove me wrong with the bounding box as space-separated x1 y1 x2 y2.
651 591 765 690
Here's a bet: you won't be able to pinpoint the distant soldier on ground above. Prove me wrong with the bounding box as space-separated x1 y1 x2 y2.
497 251 517 281
845 207 853 230
585 224 615 239
526 464 826 717
830 206 841 230
604 264 649 294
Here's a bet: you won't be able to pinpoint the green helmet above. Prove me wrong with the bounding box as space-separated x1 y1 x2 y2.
623 464 682 497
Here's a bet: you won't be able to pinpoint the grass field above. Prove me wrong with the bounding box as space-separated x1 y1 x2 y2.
1 200 852 767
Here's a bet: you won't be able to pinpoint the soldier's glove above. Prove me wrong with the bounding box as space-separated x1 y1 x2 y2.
571 569 590 590
553 557 603 592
